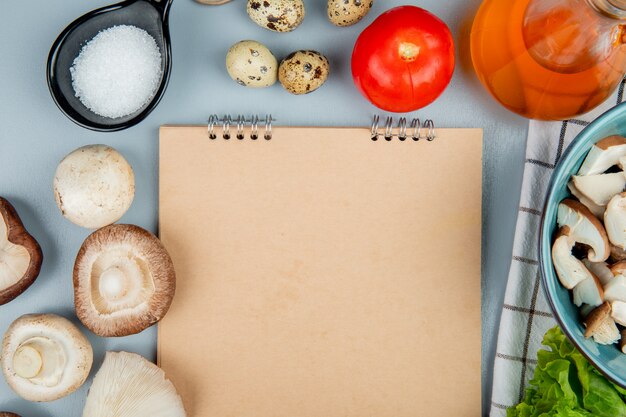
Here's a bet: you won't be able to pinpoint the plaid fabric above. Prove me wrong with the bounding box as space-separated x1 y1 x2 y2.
489 79 626 416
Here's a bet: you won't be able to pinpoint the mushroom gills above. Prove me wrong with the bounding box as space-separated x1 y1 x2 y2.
82 351 185 417
13 337 66 387
583 302 621 344
0 217 30 289
572 172 626 206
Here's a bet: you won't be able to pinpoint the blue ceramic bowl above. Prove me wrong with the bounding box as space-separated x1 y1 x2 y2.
540 101 626 388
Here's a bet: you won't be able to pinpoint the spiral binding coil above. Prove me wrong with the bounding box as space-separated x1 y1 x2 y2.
370 116 435 141
208 114 273 140
207 114 434 141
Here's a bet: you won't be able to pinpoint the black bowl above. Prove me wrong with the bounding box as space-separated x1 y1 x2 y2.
47 0 173 132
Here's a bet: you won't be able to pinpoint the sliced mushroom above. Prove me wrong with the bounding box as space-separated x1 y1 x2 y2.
567 181 605 218
605 192 626 250
573 273 604 307
604 275 626 303
82 351 185 417
583 301 621 344
557 199 610 261
612 300 626 326
603 263 626 302
1 314 93 402
54 145 135 229
572 172 626 206
578 135 626 176
74 224 176 337
552 227 596 289
621 329 626 353
0 197 43 305
582 259 613 286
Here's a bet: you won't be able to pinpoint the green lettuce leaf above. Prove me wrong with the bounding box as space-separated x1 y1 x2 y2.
507 327 626 417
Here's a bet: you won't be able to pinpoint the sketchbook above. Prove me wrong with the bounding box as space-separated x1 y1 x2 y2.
158 116 483 417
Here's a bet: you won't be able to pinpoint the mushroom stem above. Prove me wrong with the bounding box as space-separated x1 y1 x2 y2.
99 267 129 301
13 345 42 379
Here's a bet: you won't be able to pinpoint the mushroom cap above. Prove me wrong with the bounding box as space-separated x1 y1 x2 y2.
583 301 620 344
54 145 135 229
604 192 626 250
557 199 610 262
82 351 185 417
74 224 176 337
0 413 21 417
572 172 626 206
0 197 43 305
552 227 595 289
578 135 626 176
1 314 93 402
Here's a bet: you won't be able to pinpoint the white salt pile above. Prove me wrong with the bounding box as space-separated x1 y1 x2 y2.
70 25 162 119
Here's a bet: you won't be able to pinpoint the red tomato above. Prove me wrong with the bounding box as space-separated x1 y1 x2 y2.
351 6 455 113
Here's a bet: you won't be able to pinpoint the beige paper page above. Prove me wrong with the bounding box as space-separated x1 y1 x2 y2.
158 126 482 417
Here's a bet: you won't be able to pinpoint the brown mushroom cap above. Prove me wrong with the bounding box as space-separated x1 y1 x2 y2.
0 413 22 417
73 224 176 337
0 197 43 305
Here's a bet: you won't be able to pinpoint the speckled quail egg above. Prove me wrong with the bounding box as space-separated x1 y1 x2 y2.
327 0 373 26
247 0 305 32
278 50 330 95
226 40 278 88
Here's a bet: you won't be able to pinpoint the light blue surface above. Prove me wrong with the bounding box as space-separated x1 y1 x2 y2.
0 1 529 416
540 102 626 389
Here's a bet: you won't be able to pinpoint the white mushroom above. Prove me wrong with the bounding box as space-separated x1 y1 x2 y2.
1 314 93 402
572 172 626 206
557 199 610 261
54 145 135 229
82 351 185 417
582 259 613 286
578 135 626 175
552 227 594 289
583 302 621 345
567 181 605 218
0 198 43 305
573 273 604 307
74 224 176 337
612 300 626 326
553 227 596 289
605 192 626 249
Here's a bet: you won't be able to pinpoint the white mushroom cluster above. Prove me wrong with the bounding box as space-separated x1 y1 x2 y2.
0 314 93 402
553 135 626 348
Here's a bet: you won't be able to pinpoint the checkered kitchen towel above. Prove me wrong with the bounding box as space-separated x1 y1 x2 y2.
490 80 626 417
